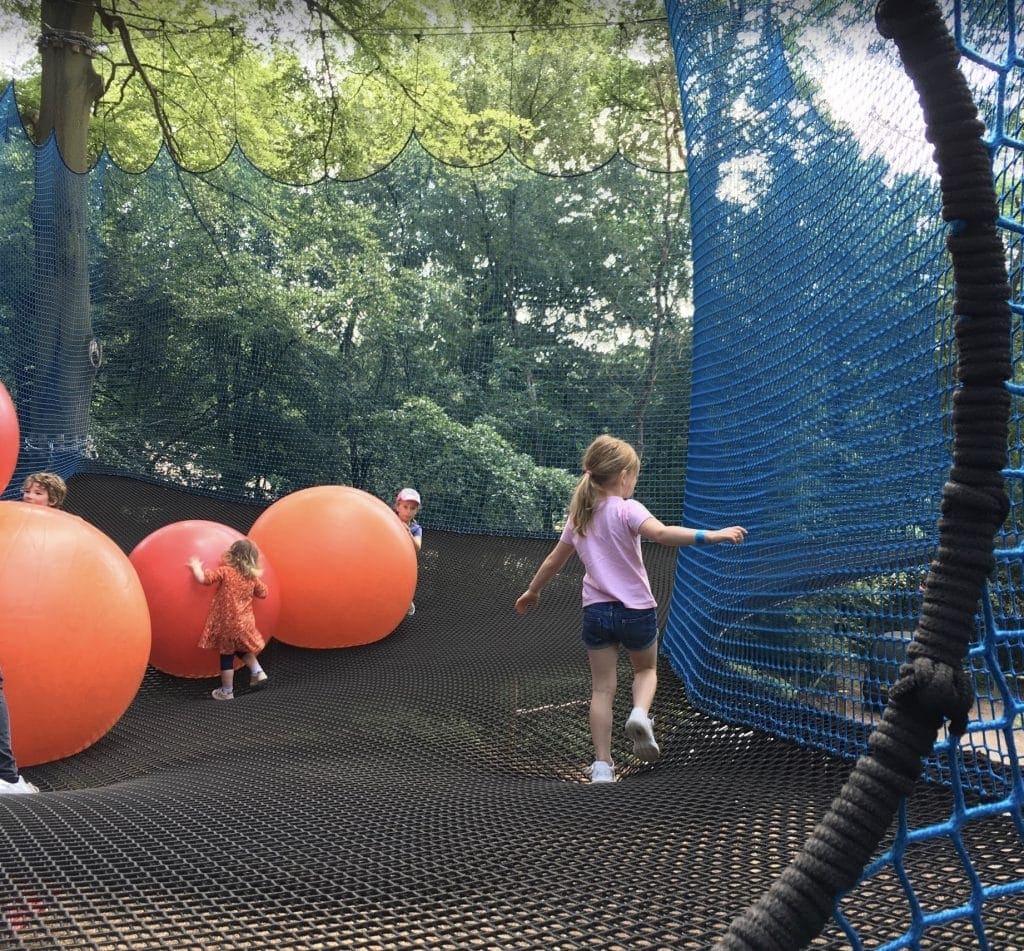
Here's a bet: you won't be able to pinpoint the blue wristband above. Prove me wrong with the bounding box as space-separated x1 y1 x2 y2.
695 530 706 545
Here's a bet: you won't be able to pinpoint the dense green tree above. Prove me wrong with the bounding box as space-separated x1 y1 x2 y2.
0 0 690 530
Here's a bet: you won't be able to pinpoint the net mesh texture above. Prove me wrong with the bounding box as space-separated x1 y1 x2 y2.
1 472 1017 951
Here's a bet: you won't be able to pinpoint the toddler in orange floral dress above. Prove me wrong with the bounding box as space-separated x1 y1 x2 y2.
188 539 269 701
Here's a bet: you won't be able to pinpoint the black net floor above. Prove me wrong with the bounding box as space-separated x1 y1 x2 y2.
2 474 1021 949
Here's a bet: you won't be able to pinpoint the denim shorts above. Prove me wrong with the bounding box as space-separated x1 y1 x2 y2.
581 601 658 651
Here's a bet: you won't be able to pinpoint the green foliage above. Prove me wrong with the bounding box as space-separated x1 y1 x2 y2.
0 0 691 532
73 138 690 531
0 0 683 178
370 396 577 533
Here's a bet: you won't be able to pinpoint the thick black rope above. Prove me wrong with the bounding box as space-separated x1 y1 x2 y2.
715 1 1011 948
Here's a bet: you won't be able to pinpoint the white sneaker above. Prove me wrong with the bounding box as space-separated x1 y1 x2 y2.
625 707 660 763
0 775 39 795
407 601 416 617
587 760 615 783
211 687 234 701
250 670 268 687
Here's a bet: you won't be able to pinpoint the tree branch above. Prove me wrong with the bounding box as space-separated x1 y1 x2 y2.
95 1 183 163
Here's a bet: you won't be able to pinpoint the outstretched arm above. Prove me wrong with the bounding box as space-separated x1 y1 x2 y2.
639 520 747 547
515 541 575 615
187 557 208 584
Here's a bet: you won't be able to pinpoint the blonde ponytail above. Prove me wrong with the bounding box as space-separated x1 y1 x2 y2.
568 434 640 536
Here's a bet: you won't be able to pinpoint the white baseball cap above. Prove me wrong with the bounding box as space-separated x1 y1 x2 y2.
395 488 421 505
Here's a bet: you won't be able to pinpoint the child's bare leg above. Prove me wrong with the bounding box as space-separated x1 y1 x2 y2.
241 651 268 685
587 646 618 765
628 641 658 713
625 641 660 762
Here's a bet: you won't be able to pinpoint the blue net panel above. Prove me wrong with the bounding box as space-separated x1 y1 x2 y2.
664 0 1022 945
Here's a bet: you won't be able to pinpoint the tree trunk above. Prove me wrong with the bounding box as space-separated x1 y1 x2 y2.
21 0 103 469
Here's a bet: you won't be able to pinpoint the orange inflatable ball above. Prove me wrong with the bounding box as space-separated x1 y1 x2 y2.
248 485 417 648
0 503 151 767
129 520 281 678
0 379 18 493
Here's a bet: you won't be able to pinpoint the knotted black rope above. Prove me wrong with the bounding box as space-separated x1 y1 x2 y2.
716 1 1011 948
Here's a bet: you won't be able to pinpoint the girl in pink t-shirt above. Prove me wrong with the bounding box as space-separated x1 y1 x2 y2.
515 434 746 784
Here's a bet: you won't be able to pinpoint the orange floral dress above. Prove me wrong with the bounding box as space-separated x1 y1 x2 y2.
197 565 268 655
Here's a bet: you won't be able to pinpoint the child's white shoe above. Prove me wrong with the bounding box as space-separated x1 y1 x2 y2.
625 707 660 763
0 775 39 795
587 760 615 783
250 670 268 687
211 687 234 701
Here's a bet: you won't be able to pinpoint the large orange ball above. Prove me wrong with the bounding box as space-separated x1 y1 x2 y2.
0 379 18 493
0 503 151 766
248 486 417 648
129 520 281 678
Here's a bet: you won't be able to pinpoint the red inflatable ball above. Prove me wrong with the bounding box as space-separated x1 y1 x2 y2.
0 503 151 767
0 379 19 494
248 485 417 649
129 520 281 678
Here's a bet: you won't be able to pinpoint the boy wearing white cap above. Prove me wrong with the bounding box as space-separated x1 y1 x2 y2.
394 488 423 615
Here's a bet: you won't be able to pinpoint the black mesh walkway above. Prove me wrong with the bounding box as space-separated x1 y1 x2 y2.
1 474 1019 949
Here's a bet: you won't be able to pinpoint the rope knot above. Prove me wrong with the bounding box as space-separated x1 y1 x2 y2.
889 655 975 735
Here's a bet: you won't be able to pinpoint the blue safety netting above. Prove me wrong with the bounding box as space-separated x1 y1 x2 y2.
664 0 1022 946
